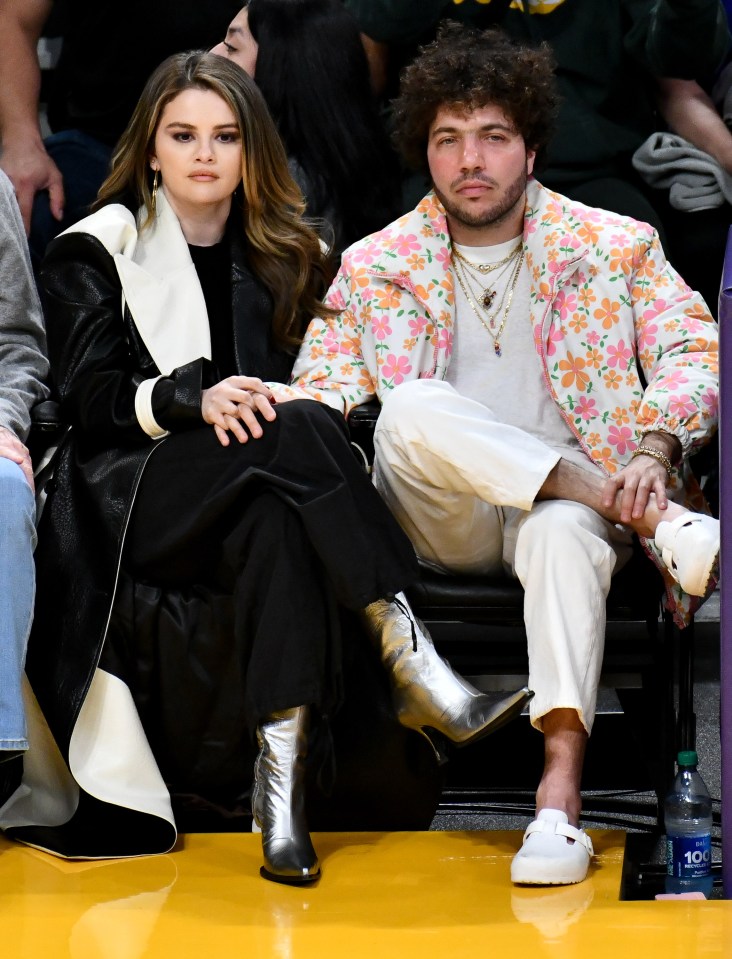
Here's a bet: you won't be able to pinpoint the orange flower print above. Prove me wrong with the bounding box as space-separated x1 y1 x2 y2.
559 351 590 391
578 286 597 308
611 406 630 425
609 247 633 273
406 252 426 271
585 347 602 369
594 298 621 330
591 447 616 472
577 223 600 246
340 363 355 378
374 286 402 310
357 369 377 390
568 313 588 334
587 431 601 448
403 336 417 351
603 370 622 390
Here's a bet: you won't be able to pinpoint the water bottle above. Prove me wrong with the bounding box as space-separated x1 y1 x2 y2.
664 750 713 896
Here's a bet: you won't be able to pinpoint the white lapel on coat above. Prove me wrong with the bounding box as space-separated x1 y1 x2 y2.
63 194 212 374
118 191 211 373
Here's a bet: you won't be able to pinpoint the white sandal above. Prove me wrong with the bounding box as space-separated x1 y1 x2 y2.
654 513 719 597
511 808 593 886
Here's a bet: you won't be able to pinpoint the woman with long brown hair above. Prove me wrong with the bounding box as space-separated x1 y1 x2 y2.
0 52 529 884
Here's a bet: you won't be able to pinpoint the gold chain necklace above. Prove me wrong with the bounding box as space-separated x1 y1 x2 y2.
455 249 520 309
452 249 525 357
452 240 522 274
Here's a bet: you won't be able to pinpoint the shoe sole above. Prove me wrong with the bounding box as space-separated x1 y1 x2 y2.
260 865 321 886
454 687 534 749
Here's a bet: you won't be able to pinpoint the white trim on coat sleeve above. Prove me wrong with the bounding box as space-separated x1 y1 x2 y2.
134 376 170 439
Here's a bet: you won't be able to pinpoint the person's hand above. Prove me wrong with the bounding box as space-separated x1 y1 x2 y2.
1 139 65 234
601 454 669 527
0 426 34 490
201 376 277 446
601 430 681 527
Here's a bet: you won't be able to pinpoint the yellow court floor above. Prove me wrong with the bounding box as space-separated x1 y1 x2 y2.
2 830 731 959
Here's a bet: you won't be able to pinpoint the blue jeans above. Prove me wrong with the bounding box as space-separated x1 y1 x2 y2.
29 129 113 272
0 458 36 750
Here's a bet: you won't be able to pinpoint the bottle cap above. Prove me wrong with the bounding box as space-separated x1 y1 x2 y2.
677 750 698 767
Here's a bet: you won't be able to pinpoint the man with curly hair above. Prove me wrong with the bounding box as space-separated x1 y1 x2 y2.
290 24 719 885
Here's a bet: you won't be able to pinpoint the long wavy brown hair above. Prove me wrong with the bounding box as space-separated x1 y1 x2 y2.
95 50 333 349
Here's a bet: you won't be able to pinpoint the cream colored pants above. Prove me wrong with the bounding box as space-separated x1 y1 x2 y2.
373 380 633 734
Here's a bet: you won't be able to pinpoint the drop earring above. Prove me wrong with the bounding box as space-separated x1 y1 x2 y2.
151 169 159 213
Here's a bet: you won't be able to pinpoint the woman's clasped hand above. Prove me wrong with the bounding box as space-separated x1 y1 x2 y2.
201 375 278 444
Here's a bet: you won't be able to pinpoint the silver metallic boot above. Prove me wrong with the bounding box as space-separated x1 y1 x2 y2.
252 707 320 885
361 593 533 748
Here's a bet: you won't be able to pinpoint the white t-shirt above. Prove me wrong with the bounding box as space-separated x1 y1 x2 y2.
447 236 596 473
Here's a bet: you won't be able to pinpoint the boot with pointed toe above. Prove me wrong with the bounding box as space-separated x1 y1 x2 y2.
361 593 533 748
252 707 320 885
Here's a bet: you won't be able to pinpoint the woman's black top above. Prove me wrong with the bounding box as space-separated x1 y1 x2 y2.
188 238 236 379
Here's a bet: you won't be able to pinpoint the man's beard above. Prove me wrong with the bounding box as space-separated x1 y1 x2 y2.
434 165 528 233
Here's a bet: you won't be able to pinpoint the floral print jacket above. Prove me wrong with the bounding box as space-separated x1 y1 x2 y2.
290 179 719 621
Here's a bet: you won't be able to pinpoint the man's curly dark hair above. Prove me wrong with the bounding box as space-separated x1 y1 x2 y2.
392 22 559 174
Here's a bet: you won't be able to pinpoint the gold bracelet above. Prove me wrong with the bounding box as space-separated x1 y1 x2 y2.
631 445 673 476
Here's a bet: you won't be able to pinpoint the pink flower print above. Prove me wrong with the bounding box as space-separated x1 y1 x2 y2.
525 216 538 235
322 328 341 352
554 289 577 320
393 233 421 257
435 246 451 268
372 316 393 340
382 353 412 385
656 369 689 391
546 324 566 357
409 316 428 336
437 327 451 350
351 245 377 266
606 339 633 369
683 317 705 335
642 298 672 320
558 233 582 253
638 322 659 349
668 394 696 419
609 233 628 246
586 330 601 346
607 425 633 455
700 387 719 417
576 396 599 422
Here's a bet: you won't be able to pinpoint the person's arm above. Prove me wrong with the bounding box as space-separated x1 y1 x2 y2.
656 77 732 173
39 230 220 443
0 173 49 467
627 0 731 81
600 229 717 520
289 263 380 415
0 0 64 233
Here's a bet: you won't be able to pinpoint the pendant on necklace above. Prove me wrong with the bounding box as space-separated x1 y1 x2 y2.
482 289 496 308
494 341 502 358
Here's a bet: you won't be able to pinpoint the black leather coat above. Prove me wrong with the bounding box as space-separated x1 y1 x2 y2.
29 222 298 757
